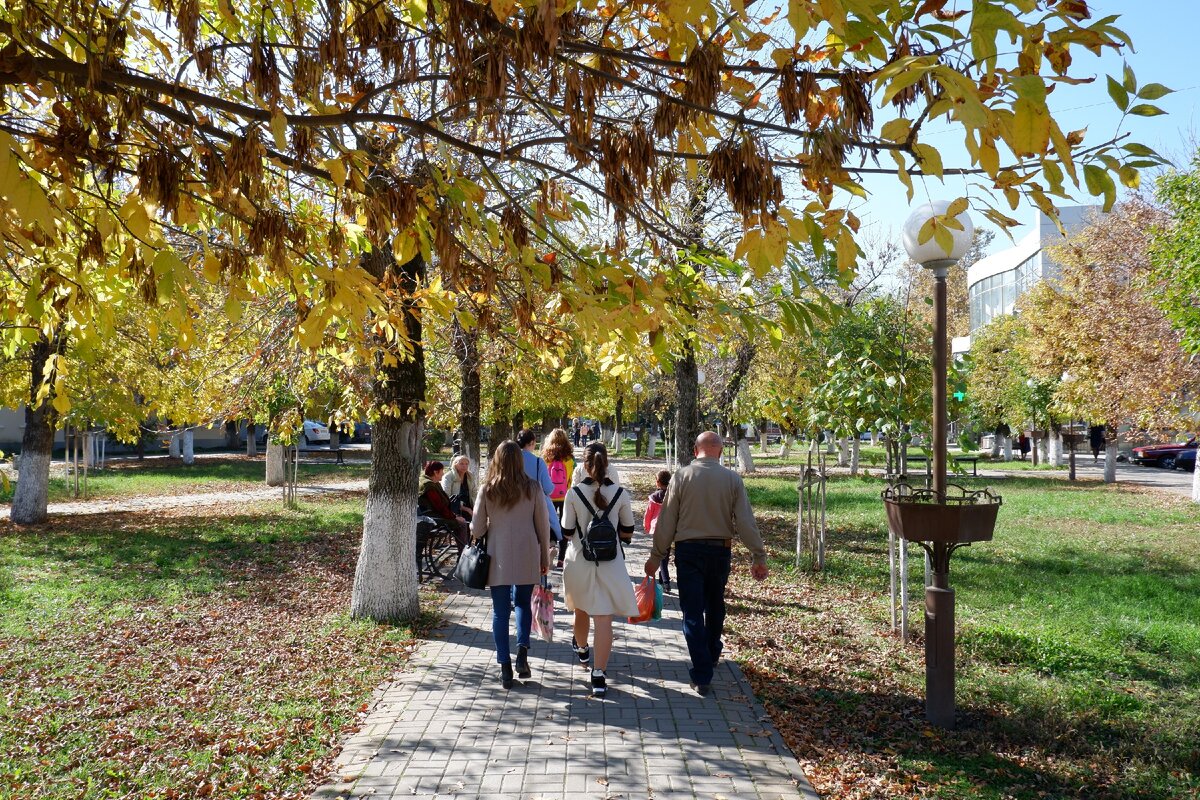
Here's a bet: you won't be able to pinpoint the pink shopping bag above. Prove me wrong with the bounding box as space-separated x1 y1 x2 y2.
532 578 555 642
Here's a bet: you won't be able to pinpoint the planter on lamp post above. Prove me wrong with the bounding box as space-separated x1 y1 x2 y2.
890 200 1002 730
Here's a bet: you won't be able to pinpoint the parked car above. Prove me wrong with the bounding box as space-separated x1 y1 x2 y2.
1132 436 1198 469
302 420 330 446
352 421 372 443
1174 446 1196 472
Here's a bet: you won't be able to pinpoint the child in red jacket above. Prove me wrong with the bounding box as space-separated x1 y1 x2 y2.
642 469 672 591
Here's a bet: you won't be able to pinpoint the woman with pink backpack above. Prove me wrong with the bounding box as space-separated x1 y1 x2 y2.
542 428 575 569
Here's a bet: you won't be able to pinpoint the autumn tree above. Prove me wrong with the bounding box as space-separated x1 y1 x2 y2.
1022 199 1197 482
1 0 1166 621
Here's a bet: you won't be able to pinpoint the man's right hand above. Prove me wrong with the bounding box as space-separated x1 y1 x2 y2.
644 559 658 578
751 563 769 582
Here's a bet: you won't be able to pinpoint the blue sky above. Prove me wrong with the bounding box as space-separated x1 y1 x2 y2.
852 0 1200 254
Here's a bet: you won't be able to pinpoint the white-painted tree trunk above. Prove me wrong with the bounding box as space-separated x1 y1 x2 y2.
837 437 850 467
266 442 286 486
850 438 861 477
351 418 422 622
759 431 770 453
1039 436 1049 464
825 433 836 454
1002 435 1013 462
246 426 258 457
169 432 181 458
1050 433 1064 466
780 434 793 459
735 438 755 473
991 435 1001 459
1103 441 1118 483
10 448 51 524
1191 460 1200 503
871 430 879 446
182 429 195 465
647 433 658 459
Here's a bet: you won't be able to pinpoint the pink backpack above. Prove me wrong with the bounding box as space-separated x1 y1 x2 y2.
549 459 569 499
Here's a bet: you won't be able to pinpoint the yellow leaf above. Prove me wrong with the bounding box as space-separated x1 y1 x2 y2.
912 143 943 179
270 111 289 152
1011 97 1050 157
323 157 347 187
879 118 911 143
946 197 968 217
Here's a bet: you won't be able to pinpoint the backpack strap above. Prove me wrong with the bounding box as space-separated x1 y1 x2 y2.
573 485 598 519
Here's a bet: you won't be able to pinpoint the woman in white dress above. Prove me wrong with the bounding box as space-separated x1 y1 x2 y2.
561 442 639 697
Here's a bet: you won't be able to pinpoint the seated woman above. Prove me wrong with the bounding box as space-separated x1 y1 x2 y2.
440 455 475 521
420 461 471 553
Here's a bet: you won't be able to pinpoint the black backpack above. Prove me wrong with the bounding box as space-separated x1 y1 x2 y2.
573 486 623 563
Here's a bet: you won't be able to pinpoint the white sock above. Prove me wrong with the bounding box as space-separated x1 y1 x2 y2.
592 668 605 678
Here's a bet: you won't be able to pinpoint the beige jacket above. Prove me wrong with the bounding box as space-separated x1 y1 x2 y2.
470 480 551 587
648 457 767 568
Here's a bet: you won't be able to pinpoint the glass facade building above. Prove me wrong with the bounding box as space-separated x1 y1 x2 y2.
967 254 1044 332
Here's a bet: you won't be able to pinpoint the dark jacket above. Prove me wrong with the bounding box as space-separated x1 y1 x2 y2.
420 479 456 521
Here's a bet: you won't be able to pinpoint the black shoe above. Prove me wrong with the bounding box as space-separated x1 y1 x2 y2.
500 660 514 689
591 669 607 698
573 640 590 666
515 645 531 679
690 682 712 697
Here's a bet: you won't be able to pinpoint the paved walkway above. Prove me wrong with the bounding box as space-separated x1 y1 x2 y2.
312 533 818 800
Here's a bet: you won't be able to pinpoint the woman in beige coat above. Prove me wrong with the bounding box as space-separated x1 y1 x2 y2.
561 442 639 698
470 441 551 689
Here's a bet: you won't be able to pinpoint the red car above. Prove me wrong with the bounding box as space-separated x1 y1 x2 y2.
1132 436 1198 469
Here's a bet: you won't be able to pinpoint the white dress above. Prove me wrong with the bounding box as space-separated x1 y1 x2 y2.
561 479 640 617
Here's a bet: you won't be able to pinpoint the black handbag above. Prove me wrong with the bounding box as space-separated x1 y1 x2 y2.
453 535 490 590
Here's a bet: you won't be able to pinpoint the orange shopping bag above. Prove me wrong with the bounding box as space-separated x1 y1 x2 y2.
628 577 657 624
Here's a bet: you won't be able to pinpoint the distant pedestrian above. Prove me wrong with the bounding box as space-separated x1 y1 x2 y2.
1018 433 1031 460
561 442 638 697
643 469 673 591
470 441 551 689
542 428 575 569
645 432 768 696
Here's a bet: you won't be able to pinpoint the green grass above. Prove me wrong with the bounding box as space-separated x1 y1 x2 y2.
0 457 372 504
739 472 1200 798
0 500 434 800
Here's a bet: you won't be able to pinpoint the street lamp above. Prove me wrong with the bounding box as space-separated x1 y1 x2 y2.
883 200 1001 730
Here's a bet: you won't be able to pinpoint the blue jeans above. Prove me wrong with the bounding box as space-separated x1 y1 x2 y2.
490 584 534 664
674 541 732 686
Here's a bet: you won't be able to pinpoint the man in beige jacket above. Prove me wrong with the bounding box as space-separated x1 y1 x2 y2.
645 431 769 695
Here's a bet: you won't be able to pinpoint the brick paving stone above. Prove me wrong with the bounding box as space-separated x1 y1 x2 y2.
310 513 819 800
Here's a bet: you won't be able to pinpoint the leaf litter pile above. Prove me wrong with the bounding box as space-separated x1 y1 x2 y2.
0 500 433 799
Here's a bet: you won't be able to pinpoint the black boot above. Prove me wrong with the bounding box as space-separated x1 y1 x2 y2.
500 659 514 689
515 645 531 679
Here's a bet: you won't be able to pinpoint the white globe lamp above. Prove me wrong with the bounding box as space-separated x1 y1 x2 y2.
901 200 974 273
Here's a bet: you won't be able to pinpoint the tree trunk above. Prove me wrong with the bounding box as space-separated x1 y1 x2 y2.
674 340 701 467
10 336 59 525
266 442 286 486
735 436 755 473
611 396 624 453
182 429 195 465
1002 434 1013 462
990 430 1001 459
452 319 482 474
1049 425 1063 466
540 409 556 437
1103 440 1118 484
511 411 524 439
488 372 512 458
246 423 258 456
1191 457 1200 503
169 432 181 458
351 251 426 623
837 437 850 467
850 438 861 477
647 430 658 459
780 434 794 459
224 420 238 449
870 430 879 446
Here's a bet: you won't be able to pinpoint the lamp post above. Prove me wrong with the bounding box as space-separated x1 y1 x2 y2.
885 200 1001 730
